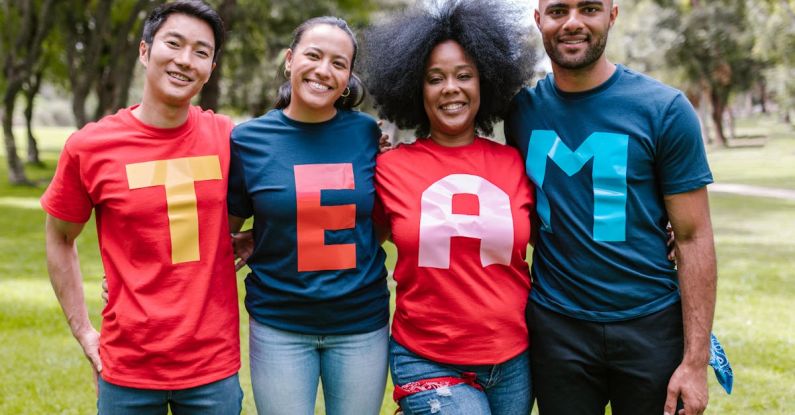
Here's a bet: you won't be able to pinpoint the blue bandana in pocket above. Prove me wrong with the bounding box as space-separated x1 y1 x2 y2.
709 333 733 394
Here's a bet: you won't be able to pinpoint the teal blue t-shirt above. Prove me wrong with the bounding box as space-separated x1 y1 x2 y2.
228 109 389 334
506 65 713 322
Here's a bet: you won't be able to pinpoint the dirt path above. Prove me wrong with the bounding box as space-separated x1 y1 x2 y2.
709 183 795 201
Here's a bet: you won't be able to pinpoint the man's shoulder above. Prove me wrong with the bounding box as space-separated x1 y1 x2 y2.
64 108 133 152
514 76 552 104
190 105 233 133
616 66 684 103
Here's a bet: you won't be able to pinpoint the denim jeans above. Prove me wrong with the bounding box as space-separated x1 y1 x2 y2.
97 373 242 415
249 318 389 415
389 339 532 415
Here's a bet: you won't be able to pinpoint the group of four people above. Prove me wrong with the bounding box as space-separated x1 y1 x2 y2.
42 0 717 414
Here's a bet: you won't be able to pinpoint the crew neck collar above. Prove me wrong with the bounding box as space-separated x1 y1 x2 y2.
551 64 624 100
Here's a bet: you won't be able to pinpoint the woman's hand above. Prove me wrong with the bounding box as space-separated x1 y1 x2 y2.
232 230 254 271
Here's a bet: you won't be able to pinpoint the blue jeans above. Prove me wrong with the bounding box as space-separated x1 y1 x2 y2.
390 339 532 415
249 318 389 415
97 373 242 415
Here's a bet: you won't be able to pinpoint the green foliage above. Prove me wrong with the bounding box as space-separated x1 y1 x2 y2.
659 1 760 94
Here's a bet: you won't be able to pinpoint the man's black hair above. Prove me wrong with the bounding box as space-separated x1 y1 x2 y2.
142 0 225 63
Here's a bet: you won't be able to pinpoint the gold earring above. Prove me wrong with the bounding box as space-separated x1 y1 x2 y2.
284 68 290 79
341 87 351 98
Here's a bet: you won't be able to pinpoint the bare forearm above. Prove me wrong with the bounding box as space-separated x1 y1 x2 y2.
665 188 717 366
676 233 717 366
228 214 246 233
45 217 93 337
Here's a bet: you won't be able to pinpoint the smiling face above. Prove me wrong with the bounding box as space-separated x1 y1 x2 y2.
423 40 480 146
535 0 617 71
284 24 354 122
139 13 215 108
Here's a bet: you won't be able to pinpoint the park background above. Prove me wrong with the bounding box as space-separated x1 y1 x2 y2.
1 0 794 413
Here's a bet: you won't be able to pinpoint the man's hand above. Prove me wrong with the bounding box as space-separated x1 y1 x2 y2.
667 223 676 262
664 361 708 415
232 230 253 271
377 119 393 153
74 326 102 394
101 277 108 304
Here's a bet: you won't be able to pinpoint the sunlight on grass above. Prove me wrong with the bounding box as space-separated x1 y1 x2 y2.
0 196 41 209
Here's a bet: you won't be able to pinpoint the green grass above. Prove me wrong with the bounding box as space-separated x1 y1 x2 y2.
708 116 795 190
1 118 794 413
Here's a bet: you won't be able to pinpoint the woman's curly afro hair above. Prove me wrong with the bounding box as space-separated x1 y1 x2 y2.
361 0 537 137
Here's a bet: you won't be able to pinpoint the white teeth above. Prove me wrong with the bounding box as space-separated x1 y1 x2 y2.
562 40 585 44
307 81 330 91
441 103 464 111
169 72 190 81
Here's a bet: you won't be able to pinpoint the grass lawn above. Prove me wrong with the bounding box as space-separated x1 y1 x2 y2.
708 116 795 190
1 118 794 413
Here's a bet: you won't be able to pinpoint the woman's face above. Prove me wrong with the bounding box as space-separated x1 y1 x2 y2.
285 24 354 121
423 40 480 144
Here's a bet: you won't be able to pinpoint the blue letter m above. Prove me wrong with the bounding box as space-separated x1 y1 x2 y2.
526 130 629 242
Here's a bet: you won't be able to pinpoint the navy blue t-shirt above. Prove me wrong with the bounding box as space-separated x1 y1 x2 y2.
228 109 389 334
506 65 713 322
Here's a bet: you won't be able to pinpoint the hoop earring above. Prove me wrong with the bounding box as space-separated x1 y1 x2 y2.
284 68 290 79
341 87 351 98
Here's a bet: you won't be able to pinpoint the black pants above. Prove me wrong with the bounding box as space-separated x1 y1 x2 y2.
527 301 684 415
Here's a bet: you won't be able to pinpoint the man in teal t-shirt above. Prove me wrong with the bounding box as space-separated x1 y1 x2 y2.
506 1 717 414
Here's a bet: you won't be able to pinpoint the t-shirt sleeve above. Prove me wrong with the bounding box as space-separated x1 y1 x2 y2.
371 192 388 228
656 93 714 194
504 93 521 148
40 140 93 223
227 134 253 218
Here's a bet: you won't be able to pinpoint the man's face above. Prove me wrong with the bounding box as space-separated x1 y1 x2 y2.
138 13 216 107
535 0 617 70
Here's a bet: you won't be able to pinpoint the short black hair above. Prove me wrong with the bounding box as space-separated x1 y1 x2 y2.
361 0 537 137
142 0 225 63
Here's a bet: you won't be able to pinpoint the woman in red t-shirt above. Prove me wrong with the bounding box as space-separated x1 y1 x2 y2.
361 1 539 414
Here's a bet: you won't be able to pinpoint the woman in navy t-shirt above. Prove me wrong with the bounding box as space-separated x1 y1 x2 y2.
227 16 389 415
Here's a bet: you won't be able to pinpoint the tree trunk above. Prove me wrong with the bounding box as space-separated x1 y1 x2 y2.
94 0 157 120
72 90 90 128
698 89 713 145
3 86 31 185
1 0 56 184
759 79 768 114
709 90 729 147
199 0 237 111
24 71 43 165
65 0 111 127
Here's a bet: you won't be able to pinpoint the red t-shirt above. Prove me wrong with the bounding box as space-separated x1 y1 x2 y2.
41 105 240 389
375 137 534 365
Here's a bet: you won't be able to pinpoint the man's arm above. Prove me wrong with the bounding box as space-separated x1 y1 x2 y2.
662 187 717 415
45 214 102 380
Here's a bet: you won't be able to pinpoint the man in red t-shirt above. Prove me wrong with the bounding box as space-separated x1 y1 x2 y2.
42 2 242 413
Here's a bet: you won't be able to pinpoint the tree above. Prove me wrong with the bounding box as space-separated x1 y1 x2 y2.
1 0 56 184
60 0 163 128
654 0 762 146
198 0 236 111
753 0 795 124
